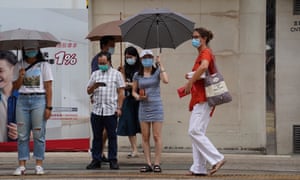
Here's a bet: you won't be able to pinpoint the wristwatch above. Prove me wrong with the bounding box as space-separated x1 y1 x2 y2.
46 106 53 111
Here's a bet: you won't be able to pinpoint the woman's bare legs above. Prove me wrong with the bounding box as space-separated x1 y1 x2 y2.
152 122 163 165
140 122 151 165
128 135 138 155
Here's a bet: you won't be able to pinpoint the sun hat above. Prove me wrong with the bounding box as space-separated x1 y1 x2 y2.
140 49 153 58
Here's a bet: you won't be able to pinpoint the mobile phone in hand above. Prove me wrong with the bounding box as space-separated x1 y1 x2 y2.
139 89 146 96
95 82 106 87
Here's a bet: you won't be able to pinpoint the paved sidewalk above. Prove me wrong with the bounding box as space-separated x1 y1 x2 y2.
0 152 300 179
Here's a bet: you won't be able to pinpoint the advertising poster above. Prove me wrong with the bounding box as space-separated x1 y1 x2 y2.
0 8 90 151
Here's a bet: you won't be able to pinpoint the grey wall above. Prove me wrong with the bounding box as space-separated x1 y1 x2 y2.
89 0 267 153
276 0 300 154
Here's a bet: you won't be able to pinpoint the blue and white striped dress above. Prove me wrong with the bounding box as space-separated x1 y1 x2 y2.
133 68 164 122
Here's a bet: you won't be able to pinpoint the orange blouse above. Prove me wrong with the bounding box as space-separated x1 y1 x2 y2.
189 48 215 111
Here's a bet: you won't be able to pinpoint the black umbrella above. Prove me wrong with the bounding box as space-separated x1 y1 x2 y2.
120 8 195 50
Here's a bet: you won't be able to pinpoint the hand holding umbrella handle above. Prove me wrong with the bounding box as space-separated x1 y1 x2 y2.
13 68 26 90
155 56 161 65
19 68 26 77
156 57 169 84
155 56 165 71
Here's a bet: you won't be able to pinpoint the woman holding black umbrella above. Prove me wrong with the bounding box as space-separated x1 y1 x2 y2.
132 49 168 173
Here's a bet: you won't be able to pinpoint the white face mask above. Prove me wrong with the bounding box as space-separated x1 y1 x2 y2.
126 58 136 65
108 47 115 55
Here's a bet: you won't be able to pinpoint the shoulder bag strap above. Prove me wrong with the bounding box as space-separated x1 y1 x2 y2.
25 59 47 71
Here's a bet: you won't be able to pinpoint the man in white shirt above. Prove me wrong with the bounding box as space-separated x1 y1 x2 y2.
86 52 125 170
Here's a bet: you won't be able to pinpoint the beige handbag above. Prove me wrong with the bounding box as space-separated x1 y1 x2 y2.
204 58 232 107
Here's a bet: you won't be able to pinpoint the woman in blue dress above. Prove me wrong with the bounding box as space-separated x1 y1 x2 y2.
132 49 168 173
117 46 141 158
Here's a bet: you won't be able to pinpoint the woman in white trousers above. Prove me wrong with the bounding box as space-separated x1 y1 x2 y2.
185 27 226 176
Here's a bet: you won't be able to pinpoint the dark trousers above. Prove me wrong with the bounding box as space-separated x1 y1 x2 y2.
90 113 118 161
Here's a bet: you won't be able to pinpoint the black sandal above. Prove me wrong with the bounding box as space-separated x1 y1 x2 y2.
140 164 153 173
153 165 162 173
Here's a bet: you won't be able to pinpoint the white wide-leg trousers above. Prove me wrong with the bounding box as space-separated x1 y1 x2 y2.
188 103 224 174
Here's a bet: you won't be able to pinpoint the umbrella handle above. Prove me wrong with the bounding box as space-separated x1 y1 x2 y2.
155 17 162 56
156 48 162 57
120 41 123 67
119 12 123 68
156 17 159 50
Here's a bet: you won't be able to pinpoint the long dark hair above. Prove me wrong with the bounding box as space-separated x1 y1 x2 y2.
124 46 141 81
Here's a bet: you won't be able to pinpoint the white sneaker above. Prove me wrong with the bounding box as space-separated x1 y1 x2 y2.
13 166 26 176
35 166 45 175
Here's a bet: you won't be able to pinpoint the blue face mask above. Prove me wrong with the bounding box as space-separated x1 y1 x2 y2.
126 58 136 65
192 38 201 48
108 47 115 55
141 58 153 67
25 50 38 58
98 64 109 72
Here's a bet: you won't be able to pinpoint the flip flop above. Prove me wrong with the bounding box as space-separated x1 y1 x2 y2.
209 159 226 175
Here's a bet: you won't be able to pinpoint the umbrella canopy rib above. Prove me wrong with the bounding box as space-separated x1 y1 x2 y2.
146 15 158 49
159 15 176 48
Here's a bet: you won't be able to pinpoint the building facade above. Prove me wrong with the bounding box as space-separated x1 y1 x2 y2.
89 0 269 153
2 0 298 155
88 0 300 155
276 0 300 154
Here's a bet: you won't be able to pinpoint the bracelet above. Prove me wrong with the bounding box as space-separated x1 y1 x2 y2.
160 70 166 73
46 106 53 111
